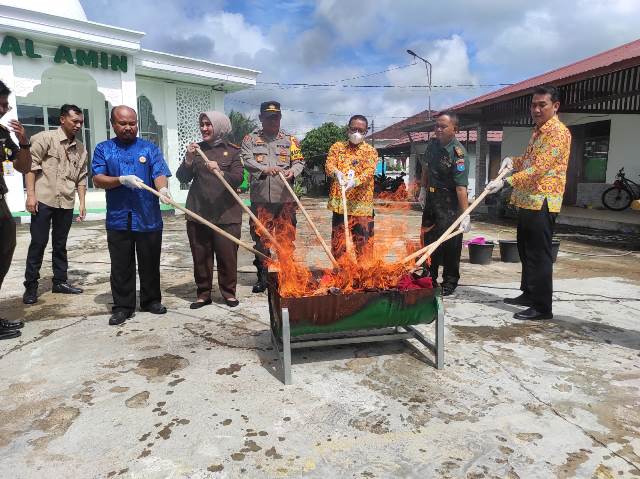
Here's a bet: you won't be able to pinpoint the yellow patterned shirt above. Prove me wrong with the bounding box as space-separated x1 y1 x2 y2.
506 115 571 213
325 140 378 216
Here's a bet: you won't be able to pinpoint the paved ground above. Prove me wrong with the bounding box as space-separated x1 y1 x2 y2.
1 199 639 479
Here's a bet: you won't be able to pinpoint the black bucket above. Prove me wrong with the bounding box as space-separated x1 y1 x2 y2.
552 240 560 263
468 242 495 265
498 240 520 263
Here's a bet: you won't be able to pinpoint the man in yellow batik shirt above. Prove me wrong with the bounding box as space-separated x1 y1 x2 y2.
325 114 378 259
487 85 571 321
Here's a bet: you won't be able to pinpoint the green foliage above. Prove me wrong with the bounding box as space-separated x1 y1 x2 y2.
228 110 258 145
300 122 347 169
293 176 305 198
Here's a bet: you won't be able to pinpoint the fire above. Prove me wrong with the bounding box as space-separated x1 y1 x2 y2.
256 205 430 298
375 182 408 200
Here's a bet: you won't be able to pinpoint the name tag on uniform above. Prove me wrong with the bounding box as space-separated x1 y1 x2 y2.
139 156 147 164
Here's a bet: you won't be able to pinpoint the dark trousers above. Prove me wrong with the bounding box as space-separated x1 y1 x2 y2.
106 228 162 314
24 202 73 288
517 200 557 314
187 221 240 301
0 198 16 292
249 202 297 271
422 191 462 288
331 212 374 259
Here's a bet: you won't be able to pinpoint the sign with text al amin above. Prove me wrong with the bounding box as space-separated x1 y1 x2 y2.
0 35 127 73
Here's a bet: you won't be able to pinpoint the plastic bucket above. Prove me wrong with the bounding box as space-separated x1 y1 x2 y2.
551 240 560 263
468 242 494 265
498 240 520 263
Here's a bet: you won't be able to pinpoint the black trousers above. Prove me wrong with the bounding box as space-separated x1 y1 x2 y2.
0 198 16 292
331 212 374 259
422 190 462 288
517 200 557 314
249 202 297 271
24 202 73 288
106 228 162 314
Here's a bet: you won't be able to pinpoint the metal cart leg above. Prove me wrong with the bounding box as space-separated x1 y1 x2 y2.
435 296 444 369
282 308 292 385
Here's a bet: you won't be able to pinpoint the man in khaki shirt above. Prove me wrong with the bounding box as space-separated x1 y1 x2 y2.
23 104 87 304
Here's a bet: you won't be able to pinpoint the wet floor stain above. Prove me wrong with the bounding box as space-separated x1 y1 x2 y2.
216 363 244 375
29 405 80 450
125 391 150 408
134 354 189 381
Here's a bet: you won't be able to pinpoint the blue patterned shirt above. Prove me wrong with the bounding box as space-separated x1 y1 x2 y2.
92 138 171 232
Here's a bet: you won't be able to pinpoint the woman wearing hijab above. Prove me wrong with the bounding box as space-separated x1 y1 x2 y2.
176 111 244 308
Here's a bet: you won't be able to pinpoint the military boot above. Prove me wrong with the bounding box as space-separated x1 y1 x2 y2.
252 268 268 293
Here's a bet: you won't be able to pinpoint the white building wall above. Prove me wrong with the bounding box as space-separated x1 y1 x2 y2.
500 127 531 159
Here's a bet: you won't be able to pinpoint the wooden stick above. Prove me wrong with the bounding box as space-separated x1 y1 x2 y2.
277 171 339 268
195 146 279 249
340 181 355 257
403 168 511 265
416 228 464 266
138 182 269 260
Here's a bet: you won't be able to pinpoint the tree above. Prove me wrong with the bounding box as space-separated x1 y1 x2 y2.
300 122 347 170
228 110 258 145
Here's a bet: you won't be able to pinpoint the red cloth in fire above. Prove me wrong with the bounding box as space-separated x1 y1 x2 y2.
397 274 433 291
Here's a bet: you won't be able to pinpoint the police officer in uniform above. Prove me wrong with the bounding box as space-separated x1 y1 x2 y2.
241 101 304 293
418 111 470 296
0 79 32 339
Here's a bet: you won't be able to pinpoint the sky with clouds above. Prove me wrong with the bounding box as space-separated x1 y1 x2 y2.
80 0 640 136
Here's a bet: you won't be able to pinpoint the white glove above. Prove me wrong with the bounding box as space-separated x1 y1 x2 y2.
344 170 356 191
418 187 427 208
334 170 344 185
460 215 471 233
119 175 143 189
499 157 513 174
159 186 172 204
486 178 505 194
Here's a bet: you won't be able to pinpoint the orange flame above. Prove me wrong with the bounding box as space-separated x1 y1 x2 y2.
257 205 429 298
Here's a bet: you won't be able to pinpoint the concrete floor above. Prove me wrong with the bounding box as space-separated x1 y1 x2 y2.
1 199 639 479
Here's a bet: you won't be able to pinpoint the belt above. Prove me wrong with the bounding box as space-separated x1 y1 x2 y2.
428 186 453 193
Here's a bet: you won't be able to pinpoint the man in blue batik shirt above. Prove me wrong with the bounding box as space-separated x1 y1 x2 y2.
92 105 172 326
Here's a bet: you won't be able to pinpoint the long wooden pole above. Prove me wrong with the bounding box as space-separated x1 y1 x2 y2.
139 182 269 260
194 146 280 248
403 168 511 265
340 181 355 257
415 228 464 266
277 171 338 268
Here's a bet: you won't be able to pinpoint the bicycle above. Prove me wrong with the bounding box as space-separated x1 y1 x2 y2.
601 167 640 211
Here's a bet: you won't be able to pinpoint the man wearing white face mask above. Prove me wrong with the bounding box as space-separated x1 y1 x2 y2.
325 115 378 259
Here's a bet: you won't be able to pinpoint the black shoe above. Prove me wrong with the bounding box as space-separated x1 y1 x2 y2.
513 307 553 321
0 319 24 330
252 280 267 294
52 282 83 294
141 302 167 314
224 298 240 307
190 299 212 309
504 294 534 307
23 287 38 305
0 328 21 340
442 285 456 297
109 310 133 326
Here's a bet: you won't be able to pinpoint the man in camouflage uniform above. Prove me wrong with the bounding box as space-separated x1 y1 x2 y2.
241 101 304 293
0 79 32 339
418 111 470 296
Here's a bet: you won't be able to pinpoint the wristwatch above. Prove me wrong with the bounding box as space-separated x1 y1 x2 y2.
19 142 31 149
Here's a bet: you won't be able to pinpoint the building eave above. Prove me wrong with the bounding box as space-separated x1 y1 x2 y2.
135 49 259 90
0 5 144 52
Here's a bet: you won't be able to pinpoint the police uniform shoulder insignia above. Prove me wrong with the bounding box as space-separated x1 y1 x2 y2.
454 146 464 158
242 134 251 143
